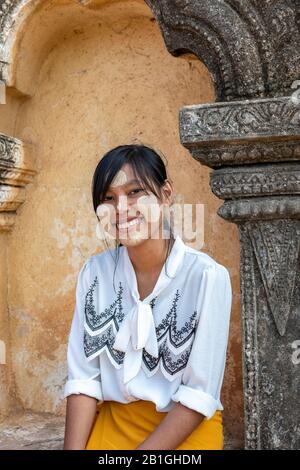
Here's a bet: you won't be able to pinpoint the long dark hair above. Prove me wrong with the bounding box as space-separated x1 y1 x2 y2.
91 144 175 293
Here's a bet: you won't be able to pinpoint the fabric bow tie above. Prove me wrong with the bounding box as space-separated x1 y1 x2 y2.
113 301 159 383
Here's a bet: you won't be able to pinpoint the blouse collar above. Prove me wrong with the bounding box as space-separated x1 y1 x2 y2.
122 234 186 304
113 235 186 384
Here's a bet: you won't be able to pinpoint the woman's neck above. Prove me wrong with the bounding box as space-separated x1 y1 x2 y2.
127 237 174 275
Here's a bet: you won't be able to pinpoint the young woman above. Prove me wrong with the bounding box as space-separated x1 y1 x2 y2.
63 144 232 450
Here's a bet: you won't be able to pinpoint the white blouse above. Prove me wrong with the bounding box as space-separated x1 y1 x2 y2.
63 235 232 420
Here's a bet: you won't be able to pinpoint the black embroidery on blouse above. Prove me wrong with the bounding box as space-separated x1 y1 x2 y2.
84 325 125 364
84 279 125 363
85 276 124 332
144 339 193 375
142 290 199 376
83 278 199 377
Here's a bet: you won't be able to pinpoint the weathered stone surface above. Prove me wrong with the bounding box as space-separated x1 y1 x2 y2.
0 133 35 231
179 95 300 167
239 222 300 449
146 0 300 101
179 94 300 449
0 411 65 450
2 0 298 100
210 164 300 199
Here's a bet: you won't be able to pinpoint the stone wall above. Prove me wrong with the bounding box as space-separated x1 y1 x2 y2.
0 0 243 446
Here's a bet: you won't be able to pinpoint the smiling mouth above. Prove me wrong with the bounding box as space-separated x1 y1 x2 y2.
116 216 144 230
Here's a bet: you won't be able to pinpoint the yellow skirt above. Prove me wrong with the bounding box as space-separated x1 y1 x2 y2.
85 400 223 450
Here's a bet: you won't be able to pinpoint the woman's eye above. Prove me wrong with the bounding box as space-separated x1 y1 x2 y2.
129 188 144 196
103 189 145 201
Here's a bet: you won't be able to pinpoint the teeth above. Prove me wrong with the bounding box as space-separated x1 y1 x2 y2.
117 217 143 230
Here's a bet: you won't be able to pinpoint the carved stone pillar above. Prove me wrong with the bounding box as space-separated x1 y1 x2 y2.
179 95 300 449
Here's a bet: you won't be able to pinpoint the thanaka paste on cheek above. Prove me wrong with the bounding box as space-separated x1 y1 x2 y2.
136 194 161 224
96 203 117 239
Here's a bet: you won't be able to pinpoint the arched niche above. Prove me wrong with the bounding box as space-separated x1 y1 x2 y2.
0 0 243 449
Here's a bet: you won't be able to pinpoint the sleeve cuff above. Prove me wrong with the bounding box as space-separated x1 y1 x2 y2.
63 379 103 402
171 384 223 420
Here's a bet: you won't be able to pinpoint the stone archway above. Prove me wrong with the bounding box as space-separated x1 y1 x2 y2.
1 0 300 449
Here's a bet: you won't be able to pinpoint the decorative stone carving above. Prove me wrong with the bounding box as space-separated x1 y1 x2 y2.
240 221 300 449
187 141 300 168
145 0 300 101
210 164 300 199
0 133 35 231
179 92 300 449
179 95 300 167
180 96 300 139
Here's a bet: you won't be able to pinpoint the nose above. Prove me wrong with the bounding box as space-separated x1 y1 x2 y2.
116 194 128 212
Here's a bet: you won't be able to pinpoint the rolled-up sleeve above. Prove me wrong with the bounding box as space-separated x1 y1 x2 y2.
171 263 232 419
63 259 103 402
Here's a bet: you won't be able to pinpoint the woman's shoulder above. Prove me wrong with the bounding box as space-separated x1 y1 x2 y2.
79 246 121 277
182 242 230 277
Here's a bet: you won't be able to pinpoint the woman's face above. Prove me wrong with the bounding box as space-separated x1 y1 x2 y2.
96 163 172 247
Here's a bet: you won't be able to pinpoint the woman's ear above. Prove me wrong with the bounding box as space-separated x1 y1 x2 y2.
162 178 173 202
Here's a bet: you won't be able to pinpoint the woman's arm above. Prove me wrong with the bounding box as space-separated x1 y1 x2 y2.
135 402 204 450
63 394 97 450
63 259 103 450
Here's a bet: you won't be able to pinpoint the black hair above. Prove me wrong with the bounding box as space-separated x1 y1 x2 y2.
91 144 175 293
